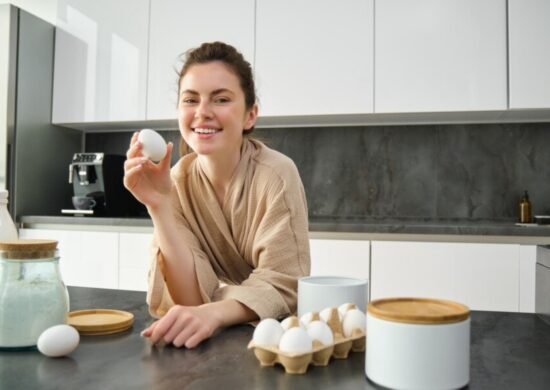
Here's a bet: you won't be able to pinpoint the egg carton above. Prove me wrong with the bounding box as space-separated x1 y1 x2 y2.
247 306 366 374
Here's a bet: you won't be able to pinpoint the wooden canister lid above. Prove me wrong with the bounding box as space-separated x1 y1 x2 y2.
0 239 58 259
367 297 470 325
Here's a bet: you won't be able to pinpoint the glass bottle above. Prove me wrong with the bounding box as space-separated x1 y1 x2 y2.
519 190 532 223
0 240 69 349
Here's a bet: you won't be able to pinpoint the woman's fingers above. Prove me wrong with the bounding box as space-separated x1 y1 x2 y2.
123 163 144 190
172 321 199 348
149 312 178 345
182 328 208 349
126 132 143 159
141 321 158 338
162 314 189 344
158 142 173 170
124 156 147 172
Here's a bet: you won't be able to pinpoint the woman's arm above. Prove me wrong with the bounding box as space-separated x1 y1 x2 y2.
141 299 258 348
148 203 203 306
124 132 202 306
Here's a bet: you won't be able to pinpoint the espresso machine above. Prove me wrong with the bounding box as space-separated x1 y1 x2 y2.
62 153 145 217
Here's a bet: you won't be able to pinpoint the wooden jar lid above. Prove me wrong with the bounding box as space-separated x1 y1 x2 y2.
68 309 134 335
367 297 470 325
0 239 58 259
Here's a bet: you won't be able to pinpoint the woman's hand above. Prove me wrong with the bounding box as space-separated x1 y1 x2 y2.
123 131 174 209
141 304 223 349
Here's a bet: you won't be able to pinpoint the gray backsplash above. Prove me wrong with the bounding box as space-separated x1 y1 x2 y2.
86 123 550 221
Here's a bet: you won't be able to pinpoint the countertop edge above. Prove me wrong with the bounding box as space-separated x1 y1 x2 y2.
19 216 550 244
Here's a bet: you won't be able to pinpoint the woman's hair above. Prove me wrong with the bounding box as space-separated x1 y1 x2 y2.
177 42 257 156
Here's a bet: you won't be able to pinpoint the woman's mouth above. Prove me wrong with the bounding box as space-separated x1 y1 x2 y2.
193 127 222 134
192 127 222 139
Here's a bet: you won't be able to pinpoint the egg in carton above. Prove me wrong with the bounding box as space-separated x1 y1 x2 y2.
248 305 366 374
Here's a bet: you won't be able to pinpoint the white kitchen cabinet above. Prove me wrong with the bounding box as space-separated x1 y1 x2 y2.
309 239 370 281
519 245 536 313
374 0 507 113
19 228 119 289
146 0 255 120
119 232 152 291
370 241 527 312
52 0 149 123
508 0 550 109
255 0 374 116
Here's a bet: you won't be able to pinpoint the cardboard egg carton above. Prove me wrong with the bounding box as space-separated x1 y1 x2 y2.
247 305 366 374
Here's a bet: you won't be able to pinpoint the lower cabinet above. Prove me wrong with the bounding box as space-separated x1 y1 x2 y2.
19 228 119 289
370 241 536 313
20 228 152 291
118 232 152 291
309 239 370 280
18 228 537 313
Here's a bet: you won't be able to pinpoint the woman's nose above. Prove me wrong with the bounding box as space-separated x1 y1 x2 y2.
195 101 213 119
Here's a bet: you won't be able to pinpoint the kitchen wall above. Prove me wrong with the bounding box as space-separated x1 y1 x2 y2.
86 122 550 221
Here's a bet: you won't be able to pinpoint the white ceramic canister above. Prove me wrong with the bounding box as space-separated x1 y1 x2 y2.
297 276 368 317
366 297 470 390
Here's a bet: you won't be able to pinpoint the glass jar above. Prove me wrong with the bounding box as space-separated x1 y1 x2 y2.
0 239 69 349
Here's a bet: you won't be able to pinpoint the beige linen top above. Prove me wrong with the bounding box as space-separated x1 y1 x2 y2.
146 138 311 320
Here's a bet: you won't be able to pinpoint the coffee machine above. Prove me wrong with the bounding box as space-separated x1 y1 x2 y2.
63 153 145 217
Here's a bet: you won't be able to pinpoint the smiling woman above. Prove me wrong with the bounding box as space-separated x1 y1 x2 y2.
123 42 311 349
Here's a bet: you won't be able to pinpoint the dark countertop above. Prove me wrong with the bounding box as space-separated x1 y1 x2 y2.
19 215 550 239
1 287 549 389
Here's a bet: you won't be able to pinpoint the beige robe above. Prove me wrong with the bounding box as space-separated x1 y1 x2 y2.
147 138 311 320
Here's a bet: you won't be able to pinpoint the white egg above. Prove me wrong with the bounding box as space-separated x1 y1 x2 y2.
252 318 284 347
319 307 342 323
138 129 167 162
299 312 315 327
306 320 334 346
278 327 313 354
37 324 80 357
342 309 366 337
281 316 304 331
338 303 356 318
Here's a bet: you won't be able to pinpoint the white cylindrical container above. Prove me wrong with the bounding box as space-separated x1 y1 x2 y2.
297 276 368 317
366 298 470 390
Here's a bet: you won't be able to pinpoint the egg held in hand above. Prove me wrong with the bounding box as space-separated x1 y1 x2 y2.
37 324 80 357
138 129 167 162
252 318 284 348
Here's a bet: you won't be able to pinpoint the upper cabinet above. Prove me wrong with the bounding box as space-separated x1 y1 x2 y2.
508 0 550 109
146 0 255 121
51 0 550 126
374 0 507 113
52 0 149 123
255 0 374 117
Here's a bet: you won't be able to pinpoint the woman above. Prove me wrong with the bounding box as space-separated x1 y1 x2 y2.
124 42 310 348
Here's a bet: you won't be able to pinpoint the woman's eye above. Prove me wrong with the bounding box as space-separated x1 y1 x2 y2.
181 98 196 104
214 97 230 104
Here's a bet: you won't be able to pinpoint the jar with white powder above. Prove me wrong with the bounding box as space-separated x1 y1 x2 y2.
0 240 69 349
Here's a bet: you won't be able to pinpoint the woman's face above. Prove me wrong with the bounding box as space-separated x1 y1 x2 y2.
177 61 257 158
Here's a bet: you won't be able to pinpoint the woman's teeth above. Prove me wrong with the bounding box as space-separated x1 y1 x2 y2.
194 128 220 134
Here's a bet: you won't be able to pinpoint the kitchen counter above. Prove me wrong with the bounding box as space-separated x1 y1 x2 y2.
1 287 549 389
20 215 550 244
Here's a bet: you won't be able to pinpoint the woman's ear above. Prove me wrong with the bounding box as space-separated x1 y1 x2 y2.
244 104 258 130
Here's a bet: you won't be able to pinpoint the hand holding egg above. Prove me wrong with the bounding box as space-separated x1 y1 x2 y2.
137 129 167 162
